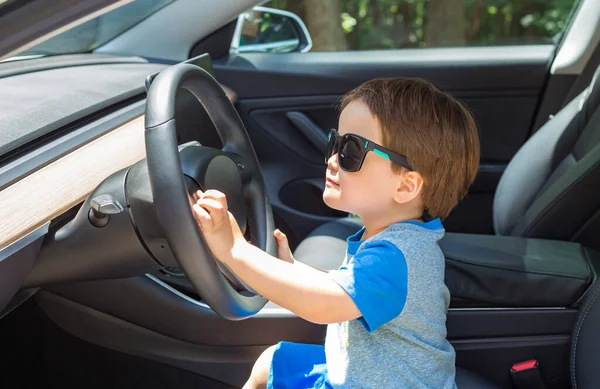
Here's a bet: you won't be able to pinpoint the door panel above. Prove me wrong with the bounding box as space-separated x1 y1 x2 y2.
216 46 555 240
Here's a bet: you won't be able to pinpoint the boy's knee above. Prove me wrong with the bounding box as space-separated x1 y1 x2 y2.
244 345 277 389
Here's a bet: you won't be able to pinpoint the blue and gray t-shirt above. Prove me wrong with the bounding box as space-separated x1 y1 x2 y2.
325 219 456 389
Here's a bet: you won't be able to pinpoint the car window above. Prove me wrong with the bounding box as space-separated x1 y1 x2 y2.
263 0 581 51
13 0 175 58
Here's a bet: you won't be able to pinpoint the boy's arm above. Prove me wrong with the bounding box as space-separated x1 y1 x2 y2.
193 190 359 324
229 242 359 324
294 259 329 274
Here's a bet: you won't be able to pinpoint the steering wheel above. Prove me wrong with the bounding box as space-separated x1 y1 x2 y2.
144 63 276 320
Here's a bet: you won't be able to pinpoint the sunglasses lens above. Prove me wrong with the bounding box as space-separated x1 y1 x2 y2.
339 135 364 172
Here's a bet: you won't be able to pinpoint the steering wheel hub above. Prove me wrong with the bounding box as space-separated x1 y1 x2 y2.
179 145 247 232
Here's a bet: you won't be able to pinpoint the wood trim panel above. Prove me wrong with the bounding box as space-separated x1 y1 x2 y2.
0 116 146 251
0 84 237 251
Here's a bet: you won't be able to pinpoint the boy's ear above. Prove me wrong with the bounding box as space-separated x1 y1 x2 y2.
393 170 424 205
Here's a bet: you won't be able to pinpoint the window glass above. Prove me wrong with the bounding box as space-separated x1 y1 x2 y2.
14 0 175 58
266 0 581 51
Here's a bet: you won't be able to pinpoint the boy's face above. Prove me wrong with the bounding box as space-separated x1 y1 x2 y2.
323 100 404 219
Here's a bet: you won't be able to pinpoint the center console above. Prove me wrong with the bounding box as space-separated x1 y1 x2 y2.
441 233 597 308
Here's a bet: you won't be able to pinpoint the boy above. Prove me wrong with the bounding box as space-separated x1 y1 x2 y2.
192 78 480 389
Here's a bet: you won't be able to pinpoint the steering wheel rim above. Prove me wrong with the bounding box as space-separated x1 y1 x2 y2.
144 63 275 320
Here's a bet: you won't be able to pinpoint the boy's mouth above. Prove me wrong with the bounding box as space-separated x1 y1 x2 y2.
326 177 339 187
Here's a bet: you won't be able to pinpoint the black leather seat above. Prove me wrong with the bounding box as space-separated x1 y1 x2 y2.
293 66 600 388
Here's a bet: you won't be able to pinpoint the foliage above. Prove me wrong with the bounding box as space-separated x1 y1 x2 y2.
266 0 579 50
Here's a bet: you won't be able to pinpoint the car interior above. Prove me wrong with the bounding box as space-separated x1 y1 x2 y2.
1 0 600 388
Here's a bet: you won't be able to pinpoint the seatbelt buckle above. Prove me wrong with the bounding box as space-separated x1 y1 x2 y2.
510 360 547 389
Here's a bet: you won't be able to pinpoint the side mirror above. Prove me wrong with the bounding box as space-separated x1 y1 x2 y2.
231 6 312 54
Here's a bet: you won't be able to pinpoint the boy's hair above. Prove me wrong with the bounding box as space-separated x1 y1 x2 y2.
340 77 480 220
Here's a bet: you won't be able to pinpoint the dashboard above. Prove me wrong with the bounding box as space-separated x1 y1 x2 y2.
0 53 236 314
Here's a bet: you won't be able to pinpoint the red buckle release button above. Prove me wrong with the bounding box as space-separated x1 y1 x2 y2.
512 360 538 372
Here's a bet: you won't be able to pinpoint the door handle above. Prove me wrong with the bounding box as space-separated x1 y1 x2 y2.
286 111 328 155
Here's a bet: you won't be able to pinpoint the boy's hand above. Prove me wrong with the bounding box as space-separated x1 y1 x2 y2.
274 229 295 264
192 189 246 263
193 191 359 324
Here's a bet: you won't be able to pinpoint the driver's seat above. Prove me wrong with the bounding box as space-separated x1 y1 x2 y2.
293 65 600 388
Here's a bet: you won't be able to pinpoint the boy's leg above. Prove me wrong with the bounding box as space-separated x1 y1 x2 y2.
242 345 277 389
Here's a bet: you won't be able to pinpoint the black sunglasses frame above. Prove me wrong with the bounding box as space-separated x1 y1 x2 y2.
326 129 412 172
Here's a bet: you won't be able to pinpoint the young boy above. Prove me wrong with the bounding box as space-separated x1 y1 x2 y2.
192 77 480 389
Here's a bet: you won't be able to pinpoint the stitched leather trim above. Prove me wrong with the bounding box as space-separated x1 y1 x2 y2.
571 281 600 388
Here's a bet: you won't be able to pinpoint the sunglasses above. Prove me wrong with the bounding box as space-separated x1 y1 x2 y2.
326 129 412 172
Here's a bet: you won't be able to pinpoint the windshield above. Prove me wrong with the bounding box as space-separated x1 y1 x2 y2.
13 0 175 58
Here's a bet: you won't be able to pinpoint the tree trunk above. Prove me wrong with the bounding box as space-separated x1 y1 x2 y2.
426 0 465 47
400 0 415 48
286 1 306 25
302 0 348 51
467 0 487 41
369 0 382 27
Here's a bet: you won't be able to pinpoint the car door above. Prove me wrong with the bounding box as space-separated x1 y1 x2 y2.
213 0 587 249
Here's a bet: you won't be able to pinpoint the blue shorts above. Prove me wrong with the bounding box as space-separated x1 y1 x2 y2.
267 341 333 389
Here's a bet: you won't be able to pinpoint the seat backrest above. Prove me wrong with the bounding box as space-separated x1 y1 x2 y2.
493 65 600 250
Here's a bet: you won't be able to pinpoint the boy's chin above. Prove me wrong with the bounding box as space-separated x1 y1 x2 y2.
323 192 347 213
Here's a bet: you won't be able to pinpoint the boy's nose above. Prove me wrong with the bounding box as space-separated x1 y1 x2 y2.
327 153 339 170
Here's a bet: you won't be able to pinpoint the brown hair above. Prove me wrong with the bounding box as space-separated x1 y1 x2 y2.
341 77 480 220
